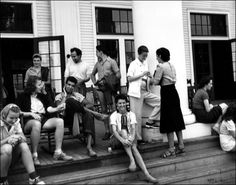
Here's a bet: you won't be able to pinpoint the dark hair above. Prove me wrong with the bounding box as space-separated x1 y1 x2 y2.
138 45 149 55
32 53 42 61
66 76 77 85
24 76 41 95
156 47 170 62
222 103 236 122
96 45 109 56
198 76 212 89
115 94 128 104
70 47 82 56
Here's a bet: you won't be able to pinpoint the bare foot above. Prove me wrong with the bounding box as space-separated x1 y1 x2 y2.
145 174 159 184
128 163 137 172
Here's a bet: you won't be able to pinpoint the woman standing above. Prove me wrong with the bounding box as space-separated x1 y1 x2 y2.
24 54 53 98
150 47 185 158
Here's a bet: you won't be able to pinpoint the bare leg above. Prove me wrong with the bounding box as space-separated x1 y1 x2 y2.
167 132 175 151
24 120 41 154
87 134 97 157
43 118 64 151
19 142 35 173
0 144 13 177
120 130 136 171
175 131 184 149
132 144 158 182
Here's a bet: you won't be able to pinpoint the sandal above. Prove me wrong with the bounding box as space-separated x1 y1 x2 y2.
161 149 176 158
175 147 186 156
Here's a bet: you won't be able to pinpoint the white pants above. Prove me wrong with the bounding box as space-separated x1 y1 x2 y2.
129 91 160 140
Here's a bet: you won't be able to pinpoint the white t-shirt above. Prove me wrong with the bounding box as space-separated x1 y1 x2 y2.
64 60 90 81
110 111 137 134
219 120 235 151
31 96 45 114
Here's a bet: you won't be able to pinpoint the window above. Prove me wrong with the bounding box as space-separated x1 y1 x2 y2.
125 40 135 71
96 7 133 35
190 13 227 36
0 2 33 33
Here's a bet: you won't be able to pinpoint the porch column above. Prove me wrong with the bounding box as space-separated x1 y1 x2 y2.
50 1 81 55
132 1 191 115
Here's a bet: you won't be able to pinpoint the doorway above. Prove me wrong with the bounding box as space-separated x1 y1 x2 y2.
192 40 236 100
1 38 33 103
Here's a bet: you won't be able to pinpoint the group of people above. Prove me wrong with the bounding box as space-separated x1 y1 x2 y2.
1 44 235 185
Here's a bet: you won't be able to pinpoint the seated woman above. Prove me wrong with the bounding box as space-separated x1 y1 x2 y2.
0 104 45 185
192 76 228 125
16 76 73 166
109 94 158 183
219 103 236 152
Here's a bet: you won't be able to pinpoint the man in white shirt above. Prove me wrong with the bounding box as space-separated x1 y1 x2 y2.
127 45 160 143
64 48 90 96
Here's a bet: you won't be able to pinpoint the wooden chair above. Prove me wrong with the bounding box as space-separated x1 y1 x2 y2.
187 79 197 110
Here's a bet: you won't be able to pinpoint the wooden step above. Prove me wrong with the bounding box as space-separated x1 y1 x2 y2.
10 144 235 184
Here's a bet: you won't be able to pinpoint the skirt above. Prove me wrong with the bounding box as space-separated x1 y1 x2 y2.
160 84 185 133
193 106 222 123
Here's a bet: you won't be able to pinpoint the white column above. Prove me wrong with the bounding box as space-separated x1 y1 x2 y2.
51 1 81 56
132 1 191 115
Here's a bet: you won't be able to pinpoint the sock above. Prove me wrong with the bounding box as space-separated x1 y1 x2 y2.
54 149 62 154
29 172 37 180
0 177 7 183
32 152 38 158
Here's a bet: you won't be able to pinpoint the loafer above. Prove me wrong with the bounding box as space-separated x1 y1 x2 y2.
53 152 73 161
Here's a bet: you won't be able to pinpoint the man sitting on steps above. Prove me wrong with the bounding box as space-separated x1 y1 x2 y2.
55 76 109 157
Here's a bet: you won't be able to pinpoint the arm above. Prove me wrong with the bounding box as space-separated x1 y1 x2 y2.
127 71 149 82
91 64 98 85
203 99 212 112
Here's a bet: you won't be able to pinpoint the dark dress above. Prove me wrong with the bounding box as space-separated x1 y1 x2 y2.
160 84 185 133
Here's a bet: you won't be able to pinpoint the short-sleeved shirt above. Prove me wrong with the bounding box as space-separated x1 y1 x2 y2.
192 89 209 110
154 62 176 86
0 119 23 140
93 57 119 81
55 90 85 105
110 111 137 134
64 60 90 81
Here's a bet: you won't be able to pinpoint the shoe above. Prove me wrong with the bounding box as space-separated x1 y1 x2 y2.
29 176 45 185
145 174 159 184
53 152 73 161
161 149 176 159
175 147 186 156
137 140 146 145
33 156 41 166
102 132 111 140
87 148 97 157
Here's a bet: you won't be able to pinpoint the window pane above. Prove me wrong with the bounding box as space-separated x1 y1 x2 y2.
51 80 62 93
40 54 50 67
115 22 121 33
121 22 128 33
39 41 49 54
50 54 61 67
128 11 132 22
190 14 195 24
196 15 201 24
202 25 208 35
202 15 207 25
128 23 133 34
120 10 128 22
49 40 60 53
112 10 119 22
50 67 61 80
196 26 202 35
0 2 33 33
125 41 132 52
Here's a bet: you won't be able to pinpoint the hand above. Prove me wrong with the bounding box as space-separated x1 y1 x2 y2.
122 139 132 147
142 71 150 77
8 135 20 146
31 113 41 121
57 103 66 112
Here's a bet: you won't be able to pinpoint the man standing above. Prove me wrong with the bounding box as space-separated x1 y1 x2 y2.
91 45 121 140
127 45 160 143
64 48 90 96
55 76 108 157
